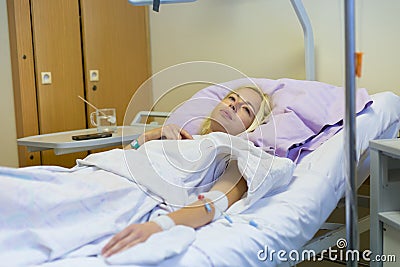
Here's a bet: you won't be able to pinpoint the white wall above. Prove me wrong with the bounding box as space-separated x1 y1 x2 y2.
0 0 19 167
148 0 400 110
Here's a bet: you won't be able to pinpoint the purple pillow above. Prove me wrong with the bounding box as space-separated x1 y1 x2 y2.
166 78 373 159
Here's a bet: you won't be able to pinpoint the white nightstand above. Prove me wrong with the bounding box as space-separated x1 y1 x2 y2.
370 139 400 267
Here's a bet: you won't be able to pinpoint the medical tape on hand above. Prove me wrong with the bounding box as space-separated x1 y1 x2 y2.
151 215 175 231
201 191 228 221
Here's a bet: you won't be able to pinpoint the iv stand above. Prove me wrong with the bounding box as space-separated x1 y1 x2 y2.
344 0 359 266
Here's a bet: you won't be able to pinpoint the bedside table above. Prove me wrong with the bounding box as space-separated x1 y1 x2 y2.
370 139 400 267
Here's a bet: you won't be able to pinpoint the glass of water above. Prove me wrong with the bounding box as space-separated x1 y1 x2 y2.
90 108 117 133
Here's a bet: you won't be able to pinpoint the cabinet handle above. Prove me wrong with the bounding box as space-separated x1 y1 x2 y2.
92 85 97 91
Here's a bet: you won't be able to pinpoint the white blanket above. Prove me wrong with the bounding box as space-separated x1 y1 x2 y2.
0 132 294 266
78 132 295 213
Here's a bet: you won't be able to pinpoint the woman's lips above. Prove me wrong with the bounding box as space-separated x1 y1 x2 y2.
220 109 232 120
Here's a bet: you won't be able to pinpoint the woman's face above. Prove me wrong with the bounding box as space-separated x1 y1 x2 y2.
209 87 263 135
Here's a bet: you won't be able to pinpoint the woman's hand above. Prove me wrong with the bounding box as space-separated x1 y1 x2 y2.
140 124 193 144
101 222 162 258
160 124 193 140
124 124 193 150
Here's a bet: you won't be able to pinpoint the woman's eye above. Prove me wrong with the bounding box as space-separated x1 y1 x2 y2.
243 106 251 115
228 96 236 101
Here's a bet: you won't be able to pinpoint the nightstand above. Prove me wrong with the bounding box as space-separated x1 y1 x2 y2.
370 139 400 267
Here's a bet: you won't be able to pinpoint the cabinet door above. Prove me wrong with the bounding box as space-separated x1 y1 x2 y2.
80 0 152 127
31 0 87 166
7 0 41 166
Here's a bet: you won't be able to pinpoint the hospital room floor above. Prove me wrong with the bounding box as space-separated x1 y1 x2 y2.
298 180 370 267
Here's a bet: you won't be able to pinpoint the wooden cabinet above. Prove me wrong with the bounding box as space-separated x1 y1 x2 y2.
30 0 87 167
8 0 152 167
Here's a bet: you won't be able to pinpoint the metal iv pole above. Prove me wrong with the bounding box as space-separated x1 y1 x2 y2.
344 0 359 266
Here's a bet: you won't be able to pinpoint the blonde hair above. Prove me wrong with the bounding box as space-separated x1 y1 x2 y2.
200 85 271 135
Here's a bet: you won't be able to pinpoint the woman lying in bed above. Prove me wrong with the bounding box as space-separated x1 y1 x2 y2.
101 85 271 257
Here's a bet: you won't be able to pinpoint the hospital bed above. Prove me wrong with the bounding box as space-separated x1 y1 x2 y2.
161 78 400 266
7 77 400 267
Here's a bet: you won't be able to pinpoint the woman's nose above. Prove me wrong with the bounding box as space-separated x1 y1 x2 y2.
229 102 237 112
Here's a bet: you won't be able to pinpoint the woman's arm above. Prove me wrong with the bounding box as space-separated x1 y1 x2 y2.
168 160 246 228
124 124 193 149
101 160 247 257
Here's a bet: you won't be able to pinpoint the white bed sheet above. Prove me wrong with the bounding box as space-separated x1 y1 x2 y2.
24 92 400 267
